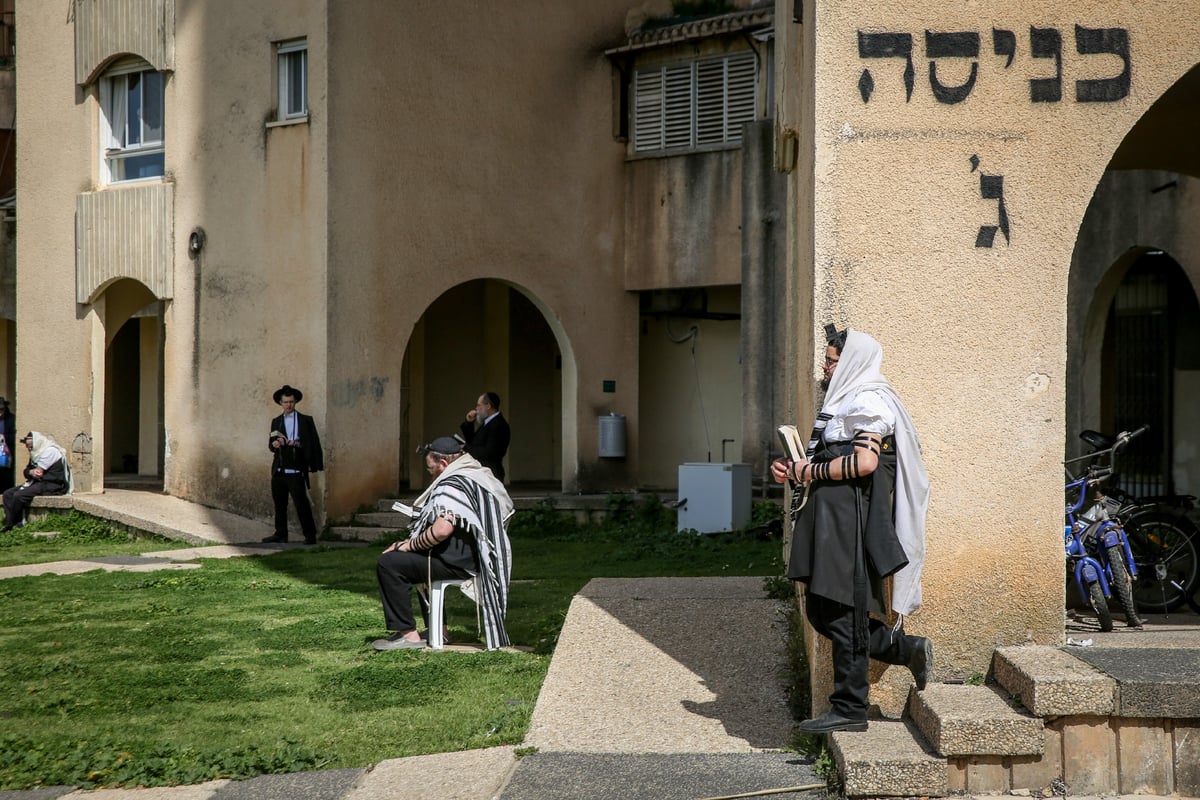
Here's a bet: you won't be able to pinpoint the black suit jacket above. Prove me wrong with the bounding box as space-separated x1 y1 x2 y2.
459 412 510 481
269 412 324 474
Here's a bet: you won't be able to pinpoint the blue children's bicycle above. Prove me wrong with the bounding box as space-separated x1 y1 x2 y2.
1063 426 1145 631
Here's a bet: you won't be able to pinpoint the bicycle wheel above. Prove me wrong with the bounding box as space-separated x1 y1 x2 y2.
1124 513 1199 612
1087 580 1113 632
1104 544 1143 627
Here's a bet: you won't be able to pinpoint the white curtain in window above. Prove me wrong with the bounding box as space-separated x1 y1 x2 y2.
105 75 128 150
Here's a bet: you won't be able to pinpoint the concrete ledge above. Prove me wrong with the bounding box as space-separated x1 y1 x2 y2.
993 645 1115 717
329 525 396 543
907 684 1044 756
830 720 946 798
29 495 75 511
1066 647 1200 717
354 511 411 528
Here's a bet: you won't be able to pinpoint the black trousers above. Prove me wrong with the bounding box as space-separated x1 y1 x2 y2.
271 471 317 540
376 550 471 633
2 481 66 529
805 592 917 720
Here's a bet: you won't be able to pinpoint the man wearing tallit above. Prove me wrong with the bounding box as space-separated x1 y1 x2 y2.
373 436 513 651
772 327 932 733
2 432 71 532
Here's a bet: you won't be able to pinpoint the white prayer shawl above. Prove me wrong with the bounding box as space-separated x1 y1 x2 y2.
411 454 514 650
818 330 930 618
28 432 72 493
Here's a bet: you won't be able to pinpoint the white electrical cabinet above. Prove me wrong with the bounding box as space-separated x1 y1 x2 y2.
677 462 751 533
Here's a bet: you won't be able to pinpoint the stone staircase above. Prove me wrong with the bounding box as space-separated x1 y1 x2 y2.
328 492 675 542
326 499 413 543
831 644 1200 797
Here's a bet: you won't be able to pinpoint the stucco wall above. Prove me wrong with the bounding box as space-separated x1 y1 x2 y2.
624 151 744 290
324 1 640 505
792 0 1200 712
14 7 95 471
17 2 330 519
164 1 329 521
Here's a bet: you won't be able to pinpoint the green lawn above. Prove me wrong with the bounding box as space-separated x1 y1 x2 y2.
0 501 785 790
0 512 196 567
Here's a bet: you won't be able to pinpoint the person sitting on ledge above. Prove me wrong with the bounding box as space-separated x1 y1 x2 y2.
2 431 71 532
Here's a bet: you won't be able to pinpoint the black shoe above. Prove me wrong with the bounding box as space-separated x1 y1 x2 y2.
908 636 934 690
262 534 288 543
797 711 868 734
302 538 318 546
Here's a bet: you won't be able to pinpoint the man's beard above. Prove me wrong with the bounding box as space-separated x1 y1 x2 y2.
820 378 830 391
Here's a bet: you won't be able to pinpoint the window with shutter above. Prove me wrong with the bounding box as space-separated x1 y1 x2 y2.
631 50 758 156
634 69 664 152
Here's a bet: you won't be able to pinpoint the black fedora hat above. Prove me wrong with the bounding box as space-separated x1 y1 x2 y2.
273 385 304 404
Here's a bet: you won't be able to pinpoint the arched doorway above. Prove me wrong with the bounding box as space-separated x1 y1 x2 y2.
399 279 570 492
99 278 165 490
1093 253 1200 495
1067 63 1200 497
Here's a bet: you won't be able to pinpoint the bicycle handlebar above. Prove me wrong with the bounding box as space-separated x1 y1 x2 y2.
1117 424 1150 445
1063 423 1150 482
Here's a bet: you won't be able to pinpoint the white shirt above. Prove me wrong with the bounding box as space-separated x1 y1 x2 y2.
823 389 895 442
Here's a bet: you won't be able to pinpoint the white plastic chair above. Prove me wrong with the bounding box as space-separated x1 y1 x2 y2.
426 578 477 650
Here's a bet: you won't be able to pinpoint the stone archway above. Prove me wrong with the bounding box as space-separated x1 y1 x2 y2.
398 278 577 492
1067 63 1200 494
97 278 165 490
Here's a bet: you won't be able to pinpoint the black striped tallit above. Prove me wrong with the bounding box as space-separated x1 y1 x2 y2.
410 474 513 650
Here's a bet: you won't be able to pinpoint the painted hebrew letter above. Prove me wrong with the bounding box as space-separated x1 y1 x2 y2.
1029 27 1062 103
993 28 1016 68
1075 25 1130 102
976 173 1010 248
926 31 980 104
858 31 914 102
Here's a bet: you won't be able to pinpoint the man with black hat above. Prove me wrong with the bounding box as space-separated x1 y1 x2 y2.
373 435 513 651
264 384 324 545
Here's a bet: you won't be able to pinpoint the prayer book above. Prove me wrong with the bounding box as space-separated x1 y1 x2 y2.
777 424 804 463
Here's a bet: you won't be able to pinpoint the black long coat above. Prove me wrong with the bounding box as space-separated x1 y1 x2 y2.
459 413 510 481
787 437 908 613
268 412 324 474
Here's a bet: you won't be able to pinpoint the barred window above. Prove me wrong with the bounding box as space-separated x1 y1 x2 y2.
632 51 757 154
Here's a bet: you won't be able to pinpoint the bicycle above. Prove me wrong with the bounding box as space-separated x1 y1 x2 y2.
1077 428 1199 613
1064 427 1145 631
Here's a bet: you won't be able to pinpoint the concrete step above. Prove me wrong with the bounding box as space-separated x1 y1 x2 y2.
328 525 398 543
830 719 946 798
354 511 411 528
1065 646 1200 717
993 645 1115 717
907 683 1044 757
375 497 417 512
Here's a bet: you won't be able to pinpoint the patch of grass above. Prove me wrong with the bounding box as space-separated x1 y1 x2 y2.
0 512 190 567
0 503 786 789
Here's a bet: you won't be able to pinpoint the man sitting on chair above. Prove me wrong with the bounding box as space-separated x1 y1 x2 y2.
373 436 514 651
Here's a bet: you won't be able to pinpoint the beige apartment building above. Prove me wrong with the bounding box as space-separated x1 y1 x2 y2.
13 0 1200 697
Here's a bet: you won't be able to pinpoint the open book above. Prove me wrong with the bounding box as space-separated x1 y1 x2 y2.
391 500 418 518
777 424 805 463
